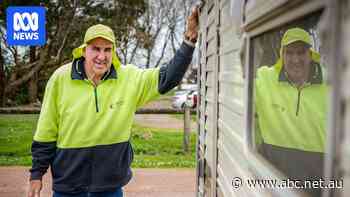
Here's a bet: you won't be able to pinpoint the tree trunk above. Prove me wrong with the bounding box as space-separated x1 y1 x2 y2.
145 48 151 68
6 45 49 93
0 43 5 106
28 46 38 104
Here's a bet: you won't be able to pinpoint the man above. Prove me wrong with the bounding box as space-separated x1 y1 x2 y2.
28 8 199 197
255 28 328 197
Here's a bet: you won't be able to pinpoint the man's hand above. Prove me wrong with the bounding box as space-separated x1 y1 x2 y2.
184 6 199 43
28 180 42 197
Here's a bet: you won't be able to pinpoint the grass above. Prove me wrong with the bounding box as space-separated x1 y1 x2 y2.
156 89 175 101
130 124 196 168
0 114 196 168
164 89 176 97
172 114 197 122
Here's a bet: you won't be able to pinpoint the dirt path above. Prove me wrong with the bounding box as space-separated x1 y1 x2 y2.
134 114 196 131
133 97 197 132
0 167 196 197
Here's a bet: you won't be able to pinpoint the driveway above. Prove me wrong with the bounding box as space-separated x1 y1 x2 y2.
0 167 196 197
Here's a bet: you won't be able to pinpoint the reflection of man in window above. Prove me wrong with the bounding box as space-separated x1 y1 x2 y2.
255 28 328 197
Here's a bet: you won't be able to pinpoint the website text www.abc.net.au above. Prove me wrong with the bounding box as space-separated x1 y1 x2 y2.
231 177 343 189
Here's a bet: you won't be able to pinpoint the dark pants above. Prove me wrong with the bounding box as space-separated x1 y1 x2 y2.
53 188 123 197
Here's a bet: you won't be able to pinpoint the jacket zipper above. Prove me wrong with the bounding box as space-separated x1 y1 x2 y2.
295 83 310 116
94 87 99 112
85 79 100 113
296 89 301 116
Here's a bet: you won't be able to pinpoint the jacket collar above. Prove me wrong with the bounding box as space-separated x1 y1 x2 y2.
278 61 323 84
71 57 117 80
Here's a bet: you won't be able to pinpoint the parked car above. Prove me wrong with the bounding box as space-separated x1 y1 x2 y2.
172 90 197 109
181 84 197 91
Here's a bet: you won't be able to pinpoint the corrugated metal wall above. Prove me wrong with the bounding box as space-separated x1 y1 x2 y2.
197 0 248 196
217 0 246 196
197 0 350 197
197 0 219 196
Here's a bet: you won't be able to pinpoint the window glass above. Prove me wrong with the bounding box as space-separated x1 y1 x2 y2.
251 12 329 197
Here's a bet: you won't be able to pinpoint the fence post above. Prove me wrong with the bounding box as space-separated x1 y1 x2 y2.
183 105 191 153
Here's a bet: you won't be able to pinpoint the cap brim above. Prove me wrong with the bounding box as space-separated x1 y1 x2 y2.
283 39 311 47
85 35 115 44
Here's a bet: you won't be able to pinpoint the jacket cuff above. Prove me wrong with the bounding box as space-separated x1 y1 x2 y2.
29 170 44 181
183 39 196 48
180 41 196 56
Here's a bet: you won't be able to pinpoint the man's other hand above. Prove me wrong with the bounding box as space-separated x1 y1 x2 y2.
28 180 42 197
184 6 199 43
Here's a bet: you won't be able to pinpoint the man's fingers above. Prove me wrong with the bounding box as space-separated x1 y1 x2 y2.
34 189 40 197
188 6 199 28
28 189 39 197
189 7 199 20
28 190 39 197
184 5 199 41
192 6 199 17
28 180 42 197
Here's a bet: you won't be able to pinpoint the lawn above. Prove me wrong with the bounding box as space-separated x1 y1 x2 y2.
172 114 197 122
0 114 196 168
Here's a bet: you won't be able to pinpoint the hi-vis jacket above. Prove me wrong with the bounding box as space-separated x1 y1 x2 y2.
30 42 195 193
254 28 329 187
255 62 328 192
256 62 328 153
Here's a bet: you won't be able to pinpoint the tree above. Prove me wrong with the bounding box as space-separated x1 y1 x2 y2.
0 0 148 106
0 36 5 106
0 0 197 106
135 0 197 68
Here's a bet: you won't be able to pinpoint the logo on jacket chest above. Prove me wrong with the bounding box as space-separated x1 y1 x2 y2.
110 100 124 109
271 103 287 112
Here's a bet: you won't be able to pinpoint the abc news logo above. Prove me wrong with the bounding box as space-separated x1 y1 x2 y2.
6 6 46 46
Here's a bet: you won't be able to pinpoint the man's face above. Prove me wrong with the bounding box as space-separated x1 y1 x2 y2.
283 41 312 81
84 37 113 77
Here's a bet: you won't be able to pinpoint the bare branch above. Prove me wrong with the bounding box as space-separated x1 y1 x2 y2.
6 62 42 92
54 0 79 62
0 31 17 62
154 31 170 68
129 39 141 63
5 47 59 92
13 60 40 71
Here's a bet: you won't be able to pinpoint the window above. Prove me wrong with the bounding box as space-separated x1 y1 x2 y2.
249 12 330 197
